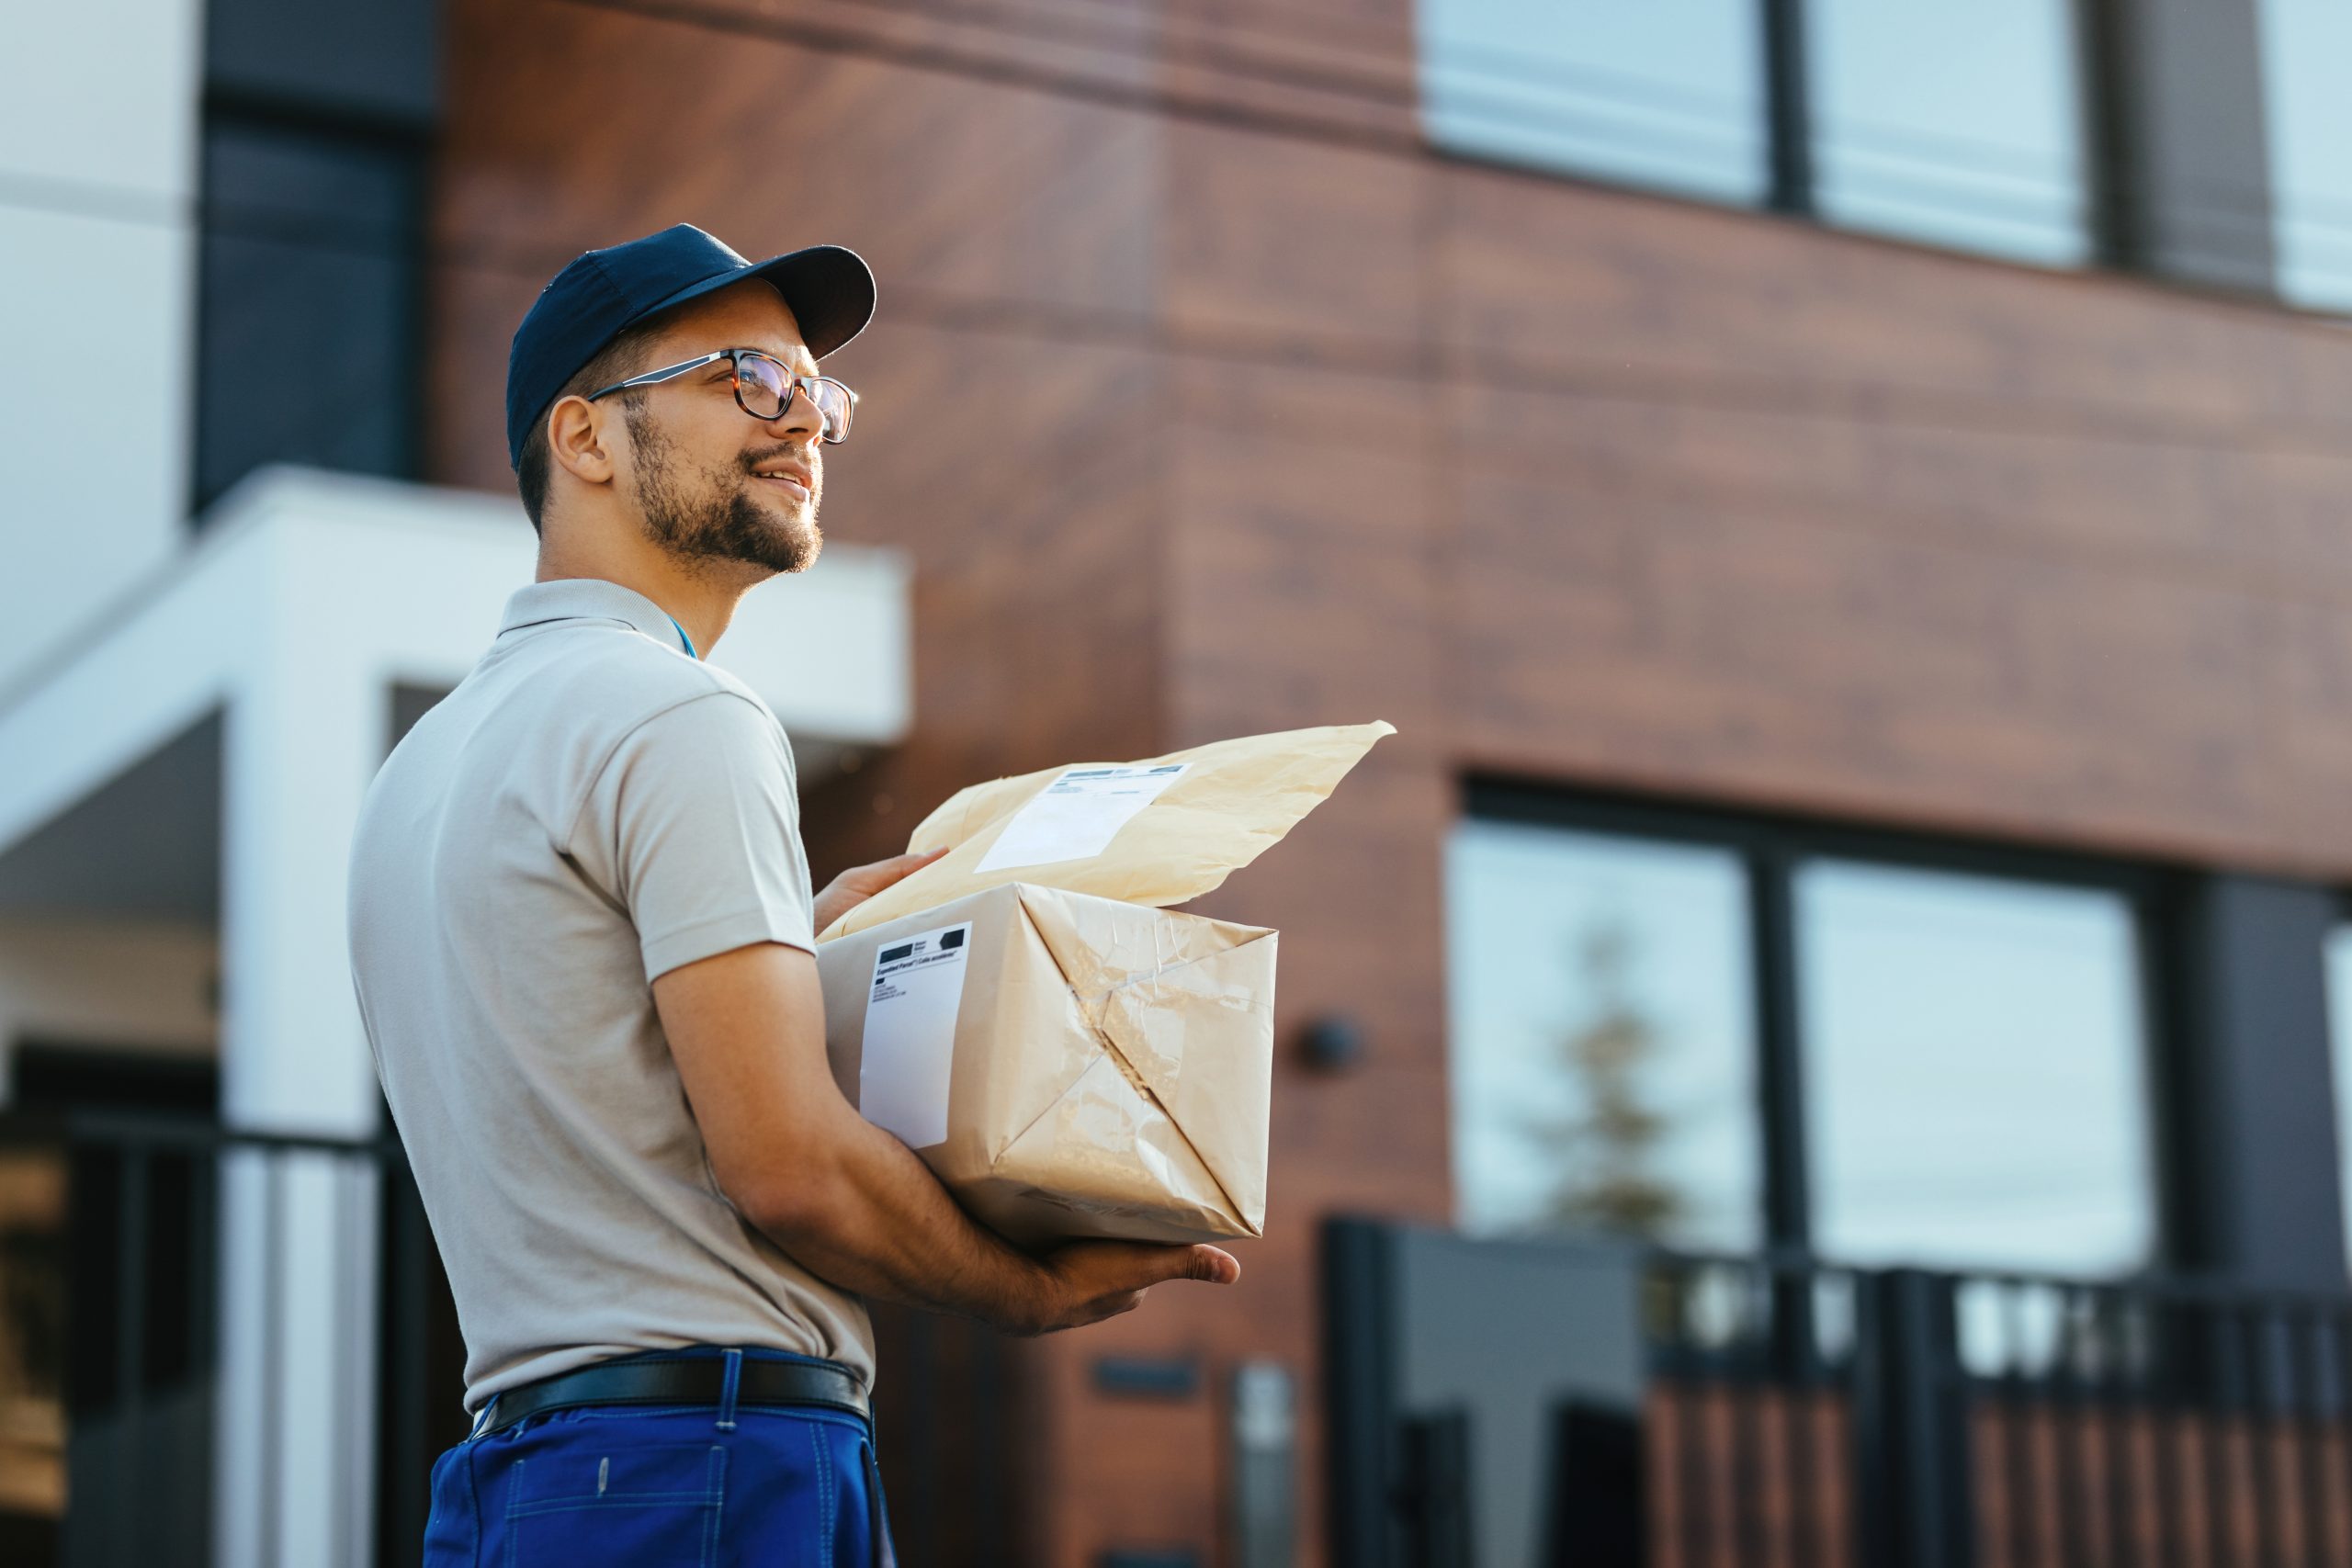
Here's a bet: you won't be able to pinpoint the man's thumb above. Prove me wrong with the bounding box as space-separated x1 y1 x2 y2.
1185 1245 1241 1285
877 846 950 884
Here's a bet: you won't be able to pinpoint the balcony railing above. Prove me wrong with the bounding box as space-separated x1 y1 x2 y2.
1326 1220 2352 1568
0 1111 457 1568
0 1111 1020 1568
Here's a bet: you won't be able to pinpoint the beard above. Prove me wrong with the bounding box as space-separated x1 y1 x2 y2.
625 401 821 576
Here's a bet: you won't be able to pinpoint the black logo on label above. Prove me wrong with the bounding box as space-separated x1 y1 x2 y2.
879 943 914 964
940 929 966 951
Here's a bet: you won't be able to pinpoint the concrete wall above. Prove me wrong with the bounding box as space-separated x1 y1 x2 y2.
0 0 201 695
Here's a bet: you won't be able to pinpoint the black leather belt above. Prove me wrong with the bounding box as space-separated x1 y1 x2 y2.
481 1352 870 1438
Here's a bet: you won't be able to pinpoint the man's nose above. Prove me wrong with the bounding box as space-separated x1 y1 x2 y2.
759 380 824 441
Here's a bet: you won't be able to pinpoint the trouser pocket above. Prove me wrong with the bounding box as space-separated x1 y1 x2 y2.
503 1443 727 1567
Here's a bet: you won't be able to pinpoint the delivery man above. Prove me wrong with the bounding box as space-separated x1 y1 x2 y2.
346 225 1239 1564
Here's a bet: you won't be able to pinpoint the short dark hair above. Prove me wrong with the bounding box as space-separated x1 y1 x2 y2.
514 317 671 533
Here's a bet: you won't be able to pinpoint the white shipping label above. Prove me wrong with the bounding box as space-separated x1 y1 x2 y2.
973 762 1191 874
859 921 974 1149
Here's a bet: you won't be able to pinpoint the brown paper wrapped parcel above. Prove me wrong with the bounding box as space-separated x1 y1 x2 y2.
814 721 1394 1246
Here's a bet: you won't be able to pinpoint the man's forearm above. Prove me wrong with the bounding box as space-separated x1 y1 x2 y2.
750 1114 1051 1330
657 938 1230 1336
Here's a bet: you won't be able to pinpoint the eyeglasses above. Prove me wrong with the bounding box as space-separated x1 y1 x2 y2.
586 348 857 444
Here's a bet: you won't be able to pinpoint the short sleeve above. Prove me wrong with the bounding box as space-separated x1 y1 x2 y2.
572 692 817 981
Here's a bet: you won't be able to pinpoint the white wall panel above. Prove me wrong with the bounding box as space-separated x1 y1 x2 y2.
0 0 199 199
0 204 193 694
0 0 199 693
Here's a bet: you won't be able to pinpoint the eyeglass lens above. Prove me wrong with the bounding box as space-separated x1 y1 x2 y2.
733 354 854 443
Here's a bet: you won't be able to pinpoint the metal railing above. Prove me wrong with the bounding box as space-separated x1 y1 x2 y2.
1326 1221 2352 1568
0 1111 456 1568
1645 1251 2352 1568
1643 1251 1865 1568
0 1111 1021 1567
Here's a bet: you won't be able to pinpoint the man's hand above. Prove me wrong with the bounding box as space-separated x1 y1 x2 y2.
656 939 1239 1336
1014 1240 1242 1336
812 846 948 933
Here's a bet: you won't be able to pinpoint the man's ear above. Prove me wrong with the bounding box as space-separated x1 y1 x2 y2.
546 395 619 488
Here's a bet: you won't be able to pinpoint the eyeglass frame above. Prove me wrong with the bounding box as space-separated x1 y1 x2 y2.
584 347 858 443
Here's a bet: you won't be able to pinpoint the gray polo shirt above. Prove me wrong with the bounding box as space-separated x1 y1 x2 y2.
348 577 873 1415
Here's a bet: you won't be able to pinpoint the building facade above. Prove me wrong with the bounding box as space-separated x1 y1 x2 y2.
12 0 2352 1563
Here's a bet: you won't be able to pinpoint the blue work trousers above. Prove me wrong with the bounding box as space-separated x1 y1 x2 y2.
422 1348 895 1567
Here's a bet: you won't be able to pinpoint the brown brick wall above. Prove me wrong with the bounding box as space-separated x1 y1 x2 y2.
428 4 2352 1561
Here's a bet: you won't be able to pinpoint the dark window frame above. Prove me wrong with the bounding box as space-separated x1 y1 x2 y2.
1419 0 2188 300
1460 778 2193 1269
189 0 438 518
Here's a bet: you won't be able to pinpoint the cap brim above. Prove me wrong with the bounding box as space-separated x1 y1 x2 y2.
643 243 876 360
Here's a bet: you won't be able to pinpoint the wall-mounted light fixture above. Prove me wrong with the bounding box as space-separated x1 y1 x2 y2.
1297 1014 1364 1074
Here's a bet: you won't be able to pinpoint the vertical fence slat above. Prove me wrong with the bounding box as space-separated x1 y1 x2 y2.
1673 1380 1706 1568
2245 1308 2283 1568
116 1146 149 1408
2151 1299 2185 1568
975 1314 1007 1568
260 1151 285 1568
1674 1270 1714 1568
379 1151 434 1568
2339 1315 2352 1568
334 1157 358 1568
2205 1300 2237 1568
2328 1308 2346 1568
2161 1411 2195 1568
1703 1385 1732 1568
2002 1283 2040 1568
115 1144 151 1568
1730 1269 1766 1567
2106 1292 2143 1568
1781 1266 1820 1568
1729 1382 1761 1568
2297 1309 2329 1568
2055 1290 2093 1568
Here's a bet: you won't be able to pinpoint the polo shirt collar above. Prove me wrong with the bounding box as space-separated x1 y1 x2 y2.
498 579 693 656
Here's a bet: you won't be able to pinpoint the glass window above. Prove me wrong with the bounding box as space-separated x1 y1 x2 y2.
1806 0 2091 266
1416 0 1770 205
2256 0 2352 310
2323 926 2352 1271
1446 821 1763 1249
1796 861 2154 1272
195 115 423 512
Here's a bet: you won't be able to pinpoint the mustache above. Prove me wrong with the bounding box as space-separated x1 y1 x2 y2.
737 443 815 477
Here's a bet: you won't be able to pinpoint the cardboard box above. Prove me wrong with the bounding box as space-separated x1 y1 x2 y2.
815 721 1393 1246
818 882 1275 1246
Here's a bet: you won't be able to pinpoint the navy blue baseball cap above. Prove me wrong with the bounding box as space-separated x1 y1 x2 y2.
505 224 876 468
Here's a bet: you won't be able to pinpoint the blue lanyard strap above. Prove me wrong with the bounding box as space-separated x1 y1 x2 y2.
667 615 696 659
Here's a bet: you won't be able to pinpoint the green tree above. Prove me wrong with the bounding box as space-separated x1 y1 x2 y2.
1528 921 1685 1238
